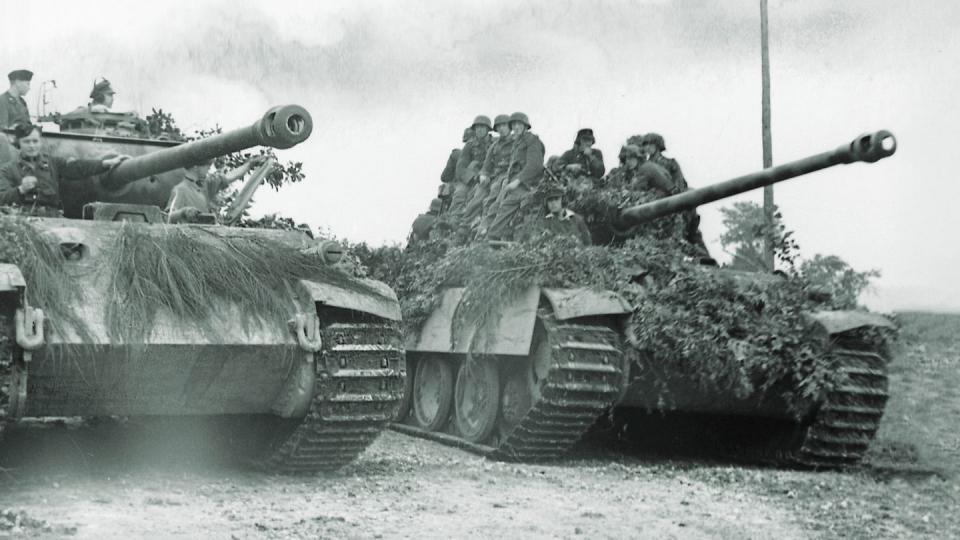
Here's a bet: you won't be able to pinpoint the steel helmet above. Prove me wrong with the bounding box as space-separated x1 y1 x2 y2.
493 114 510 129
508 112 531 129
471 115 493 130
642 132 666 152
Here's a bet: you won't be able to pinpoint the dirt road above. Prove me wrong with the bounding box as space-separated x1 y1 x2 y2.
0 422 809 540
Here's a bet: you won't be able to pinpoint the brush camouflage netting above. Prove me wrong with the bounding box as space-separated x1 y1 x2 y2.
1 216 389 345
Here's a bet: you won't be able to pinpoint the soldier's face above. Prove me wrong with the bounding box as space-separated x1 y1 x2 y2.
626 157 639 169
103 93 115 107
642 143 657 157
496 124 510 137
18 129 42 157
14 80 30 95
546 197 562 213
473 125 489 138
510 122 526 135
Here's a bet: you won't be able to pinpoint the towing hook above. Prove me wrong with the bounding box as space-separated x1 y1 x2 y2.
289 312 323 353
15 306 45 352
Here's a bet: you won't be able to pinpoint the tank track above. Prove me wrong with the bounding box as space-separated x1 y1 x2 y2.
494 320 624 461
783 345 889 468
260 320 404 473
393 318 625 462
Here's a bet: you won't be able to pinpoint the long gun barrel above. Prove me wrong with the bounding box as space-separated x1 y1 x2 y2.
103 105 313 188
618 130 896 227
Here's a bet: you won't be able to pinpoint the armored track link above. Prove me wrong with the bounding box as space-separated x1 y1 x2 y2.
784 345 889 468
393 317 625 462
494 320 624 461
260 319 405 472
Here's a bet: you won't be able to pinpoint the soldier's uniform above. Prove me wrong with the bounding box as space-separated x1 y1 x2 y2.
0 91 29 128
557 128 605 179
440 148 460 184
642 133 707 253
408 198 443 245
451 116 494 223
487 112 545 240
0 154 109 212
536 187 591 245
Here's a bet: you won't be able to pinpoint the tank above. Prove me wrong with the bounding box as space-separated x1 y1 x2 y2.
0 106 406 472
394 130 897 468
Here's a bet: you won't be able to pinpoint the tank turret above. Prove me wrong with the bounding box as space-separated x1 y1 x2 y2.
48 105 312 217
617 130 896 228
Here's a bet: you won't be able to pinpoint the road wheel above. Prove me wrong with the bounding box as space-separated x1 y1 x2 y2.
499 324 551 437
412 356 454 431
453 357 500 443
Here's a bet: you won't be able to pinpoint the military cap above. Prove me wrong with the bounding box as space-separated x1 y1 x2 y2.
621 144 643 159
575 128 595 144
493 114 510 128
508 112 531 129
543 185 565 200
642 132 666 152
12 122 40 140
90 78 116 98
8 69 33 82
471 115 492 130
462 127 473 142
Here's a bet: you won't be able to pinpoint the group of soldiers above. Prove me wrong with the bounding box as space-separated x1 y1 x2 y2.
0 68 264 223
410 112 702 250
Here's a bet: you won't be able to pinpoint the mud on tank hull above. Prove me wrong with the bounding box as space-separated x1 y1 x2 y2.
0 218 406 473
396 283 893 469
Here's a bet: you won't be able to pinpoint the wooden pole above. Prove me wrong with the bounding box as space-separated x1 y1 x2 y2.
761 0 775 271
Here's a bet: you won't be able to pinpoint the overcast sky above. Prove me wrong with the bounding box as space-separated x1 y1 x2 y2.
2 0 956 312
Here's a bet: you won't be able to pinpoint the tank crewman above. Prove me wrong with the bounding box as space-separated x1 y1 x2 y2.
486 112 545 240
640 132 708 252
408 198 443 245
0 123 130 214
0 70 32 128
445 126 475 219
556 128 605 180
167 155 266 224
88 78 116 112
466 114 512 230
540 185 591 245
606 144 673 197
0 69 33 164
451 115 494 222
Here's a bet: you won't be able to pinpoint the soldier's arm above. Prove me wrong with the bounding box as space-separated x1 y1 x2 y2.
441 149 459 183
479 143 498 180
589 149 605 178
54 156 111 180
0 101 9 128
515 138 545 188
454 142 474 183
0 163 23 205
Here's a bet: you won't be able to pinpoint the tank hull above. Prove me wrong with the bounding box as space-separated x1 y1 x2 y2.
2 217 406 472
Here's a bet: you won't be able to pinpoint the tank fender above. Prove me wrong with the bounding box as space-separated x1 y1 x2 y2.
541 288 632 321
805 310 896 335
299 278 401 322
406 287 540 355
0 263 25 295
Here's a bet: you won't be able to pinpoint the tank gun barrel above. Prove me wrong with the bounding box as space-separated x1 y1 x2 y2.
618 130 896 227
103 105 313 188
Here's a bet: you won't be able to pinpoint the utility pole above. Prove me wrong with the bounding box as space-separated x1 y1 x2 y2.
761 0 775 271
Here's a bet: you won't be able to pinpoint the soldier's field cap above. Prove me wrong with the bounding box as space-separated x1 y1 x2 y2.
493 114 510 128
576 128 595 142
471 115 492 130
8 69 33 82
544 185 565 199
509 112 531 129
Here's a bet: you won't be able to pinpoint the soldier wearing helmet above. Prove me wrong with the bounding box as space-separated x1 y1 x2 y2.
470 113 514 232
450 116 494 221
536 184 591 245
640 132 686 193
556 128 605 180
486 111 545 240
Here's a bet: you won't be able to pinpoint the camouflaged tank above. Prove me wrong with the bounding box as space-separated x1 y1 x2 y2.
395 130 897 468
0 106 405 472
